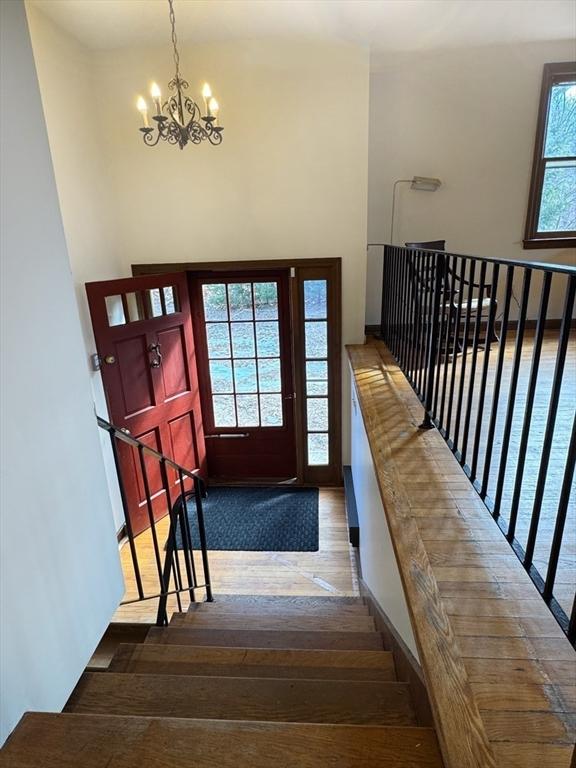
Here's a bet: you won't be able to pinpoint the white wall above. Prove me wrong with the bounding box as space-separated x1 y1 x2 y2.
350 378 418 659
93 37 370 463
0 0 124 744
367 39 576 324
26 5 129 528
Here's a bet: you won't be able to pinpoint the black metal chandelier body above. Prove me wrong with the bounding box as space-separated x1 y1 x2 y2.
137 0 223 150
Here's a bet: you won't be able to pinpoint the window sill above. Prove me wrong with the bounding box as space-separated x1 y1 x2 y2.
523 236 576 250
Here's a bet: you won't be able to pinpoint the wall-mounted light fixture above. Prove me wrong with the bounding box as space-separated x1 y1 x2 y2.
390 176 442 244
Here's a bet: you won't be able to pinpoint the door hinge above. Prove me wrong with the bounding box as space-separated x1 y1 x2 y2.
91 353 102 371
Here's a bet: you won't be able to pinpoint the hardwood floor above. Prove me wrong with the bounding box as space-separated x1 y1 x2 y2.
113 488 358 623
426 328 575 618
349 342 576 768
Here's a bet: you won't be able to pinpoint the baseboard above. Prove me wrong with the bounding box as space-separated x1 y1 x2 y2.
342 466 359 548
359 577 434 727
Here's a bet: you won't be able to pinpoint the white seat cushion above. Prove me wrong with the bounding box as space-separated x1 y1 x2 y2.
444 297 494 312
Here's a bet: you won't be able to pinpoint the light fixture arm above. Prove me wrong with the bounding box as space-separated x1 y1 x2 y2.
390 180 412 245
389 176 442 244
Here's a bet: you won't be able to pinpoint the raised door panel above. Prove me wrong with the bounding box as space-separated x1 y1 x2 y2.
115 335 156 419
158 325 191 401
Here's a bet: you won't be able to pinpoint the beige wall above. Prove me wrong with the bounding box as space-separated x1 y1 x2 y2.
1 0 123 744
366 39 576 324
28 19 370 463
26 4 127 527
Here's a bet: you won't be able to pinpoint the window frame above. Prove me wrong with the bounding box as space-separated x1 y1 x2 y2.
523 61 576 250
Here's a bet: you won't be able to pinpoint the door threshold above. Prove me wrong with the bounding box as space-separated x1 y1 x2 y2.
207 477 299 487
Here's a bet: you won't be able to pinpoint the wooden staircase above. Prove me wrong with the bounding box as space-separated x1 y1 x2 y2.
1 595 444 767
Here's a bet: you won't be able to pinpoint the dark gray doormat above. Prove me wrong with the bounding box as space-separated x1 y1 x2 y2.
174 486 319 552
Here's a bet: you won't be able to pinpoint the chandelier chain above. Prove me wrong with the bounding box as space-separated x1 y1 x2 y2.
168 0 180 81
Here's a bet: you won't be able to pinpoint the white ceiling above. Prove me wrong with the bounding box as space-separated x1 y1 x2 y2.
28 0 576 64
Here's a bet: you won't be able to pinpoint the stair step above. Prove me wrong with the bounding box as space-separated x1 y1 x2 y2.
171 611 376 632
66 672 415 726
190 595 369 616
146 626 385 651
108 643 397 681
1 713 444 767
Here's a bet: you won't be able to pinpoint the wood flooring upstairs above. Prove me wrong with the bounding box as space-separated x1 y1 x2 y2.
348 342 576 768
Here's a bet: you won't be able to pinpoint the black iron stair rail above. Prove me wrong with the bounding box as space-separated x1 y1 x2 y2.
369 243 576 645
97 415 213 625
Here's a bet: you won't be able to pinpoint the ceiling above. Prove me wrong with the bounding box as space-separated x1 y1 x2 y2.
28 0 575 64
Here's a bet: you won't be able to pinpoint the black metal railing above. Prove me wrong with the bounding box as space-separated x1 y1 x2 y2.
97 416 212 625
371 243 576 645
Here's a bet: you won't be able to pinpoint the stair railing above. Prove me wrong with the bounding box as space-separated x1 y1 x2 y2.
97 416 213 625
370 243 576 645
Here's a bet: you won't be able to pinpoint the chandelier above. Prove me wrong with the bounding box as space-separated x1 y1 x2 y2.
135 0 223 150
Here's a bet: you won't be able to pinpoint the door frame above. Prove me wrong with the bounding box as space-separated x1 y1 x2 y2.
132 259 342 486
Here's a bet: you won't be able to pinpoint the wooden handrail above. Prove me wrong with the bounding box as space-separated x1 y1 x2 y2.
348 344 497 768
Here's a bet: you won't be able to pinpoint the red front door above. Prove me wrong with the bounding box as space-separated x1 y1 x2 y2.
86 273 206 535
190 270 297 481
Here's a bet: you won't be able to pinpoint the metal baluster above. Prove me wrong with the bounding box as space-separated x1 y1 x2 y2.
433 254 450 420
380 246 389 343
108 430 144 600
389 247 397 354
453 259 477 453
481 265 514 501
421 251 444 429
445 257 467 444
194 475 213 601
137 445 165 588
470 263 500 481
400 248 410 371
415 251 428 396
159 457 185 607
543 411 576 602
438 255 458 432
568 590 576 644
492 269 532 520
507 272 552 542
178 469 198 599
395 247 402 357
409 250 419 388
461 261 487 467
524 276 576 568
407 249 419 385
421 252 434 407
172 553 183 612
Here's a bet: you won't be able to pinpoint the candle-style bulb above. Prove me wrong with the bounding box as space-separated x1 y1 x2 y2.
150 82 162 116
208 97 219 117
137 96 149 127
202 83 212 100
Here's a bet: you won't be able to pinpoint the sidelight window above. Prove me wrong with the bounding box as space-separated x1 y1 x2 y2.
303 280 329 465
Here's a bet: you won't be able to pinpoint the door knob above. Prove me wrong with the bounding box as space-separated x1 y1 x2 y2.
148 342 162 368
104 355 116 365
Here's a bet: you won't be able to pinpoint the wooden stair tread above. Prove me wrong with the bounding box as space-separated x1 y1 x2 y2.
145 626 385 650
189 597 369 617
208 595 366 607
65 672 415 726
108 643 396 680
1 713 444 767
171 611 376 632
